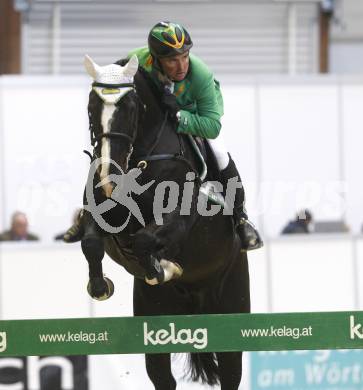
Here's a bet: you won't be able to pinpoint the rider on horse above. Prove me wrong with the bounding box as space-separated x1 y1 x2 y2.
64 21 262 251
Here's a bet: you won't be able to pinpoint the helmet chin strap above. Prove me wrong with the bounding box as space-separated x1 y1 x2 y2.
153 57 163 72
152 56 180 91
161 76 174 93
153 64 174 91
164 81 175 93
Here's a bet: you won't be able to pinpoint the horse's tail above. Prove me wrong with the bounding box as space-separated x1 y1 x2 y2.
187 352 219 386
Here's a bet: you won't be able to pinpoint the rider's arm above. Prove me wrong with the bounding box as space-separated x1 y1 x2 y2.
176 59 224 139
125 49 223 139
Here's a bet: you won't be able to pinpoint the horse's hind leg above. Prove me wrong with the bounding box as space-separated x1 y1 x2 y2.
81 210 114 300
145 353 176 390
216 352 242 390
214 252 249 389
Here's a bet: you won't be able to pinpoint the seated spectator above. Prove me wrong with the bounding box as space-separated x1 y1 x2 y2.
281 209 313 235
54 208 82 241
0 211 39 241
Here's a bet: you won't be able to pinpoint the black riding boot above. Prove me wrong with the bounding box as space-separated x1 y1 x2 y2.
220 156 263 251
63 209 85 243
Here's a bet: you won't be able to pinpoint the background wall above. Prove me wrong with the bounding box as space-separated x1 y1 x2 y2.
0 76 90 237
330 0 363 73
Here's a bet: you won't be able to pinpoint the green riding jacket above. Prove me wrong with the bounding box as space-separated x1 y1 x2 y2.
127 47 224 139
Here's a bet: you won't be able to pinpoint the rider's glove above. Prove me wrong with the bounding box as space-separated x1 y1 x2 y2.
162 88 180 119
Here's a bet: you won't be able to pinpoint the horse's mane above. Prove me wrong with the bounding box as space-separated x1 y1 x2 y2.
114 58 163 105
137 67 163 102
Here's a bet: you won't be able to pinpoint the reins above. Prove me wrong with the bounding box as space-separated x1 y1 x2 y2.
89 76 200 181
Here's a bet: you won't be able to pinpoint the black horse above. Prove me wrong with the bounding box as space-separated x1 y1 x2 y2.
81 55 250 390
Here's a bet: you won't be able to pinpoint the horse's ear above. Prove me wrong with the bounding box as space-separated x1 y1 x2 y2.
123 55 139 78
84 54 100 79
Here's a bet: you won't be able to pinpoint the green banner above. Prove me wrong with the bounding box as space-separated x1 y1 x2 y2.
0 311 363 356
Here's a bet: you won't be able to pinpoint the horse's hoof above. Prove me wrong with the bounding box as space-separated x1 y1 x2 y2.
145 260 183 286
87 276 114 301
161 260 183 281
240 240 264 253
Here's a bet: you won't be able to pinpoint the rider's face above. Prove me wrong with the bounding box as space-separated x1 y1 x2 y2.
158 51 190 82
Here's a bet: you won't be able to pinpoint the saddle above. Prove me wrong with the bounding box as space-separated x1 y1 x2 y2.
188 136 228 210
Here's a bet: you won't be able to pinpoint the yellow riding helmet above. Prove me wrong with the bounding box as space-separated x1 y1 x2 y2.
148 21 193 58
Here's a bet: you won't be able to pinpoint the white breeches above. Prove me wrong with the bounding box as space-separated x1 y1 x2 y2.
207 135 230 171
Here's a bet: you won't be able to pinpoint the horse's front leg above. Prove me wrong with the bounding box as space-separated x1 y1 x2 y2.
131 225 174 284
132 209 194 285
81 210 114 300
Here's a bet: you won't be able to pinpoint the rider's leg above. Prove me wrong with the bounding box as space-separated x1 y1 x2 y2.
208 137 263 251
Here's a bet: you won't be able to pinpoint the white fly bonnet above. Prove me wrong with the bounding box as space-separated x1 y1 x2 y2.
84 54 139 104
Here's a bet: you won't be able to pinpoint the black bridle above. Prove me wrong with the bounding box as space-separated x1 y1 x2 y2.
92 81 135 88
89 79 199 178
91 131 134 148
90 81 139 159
